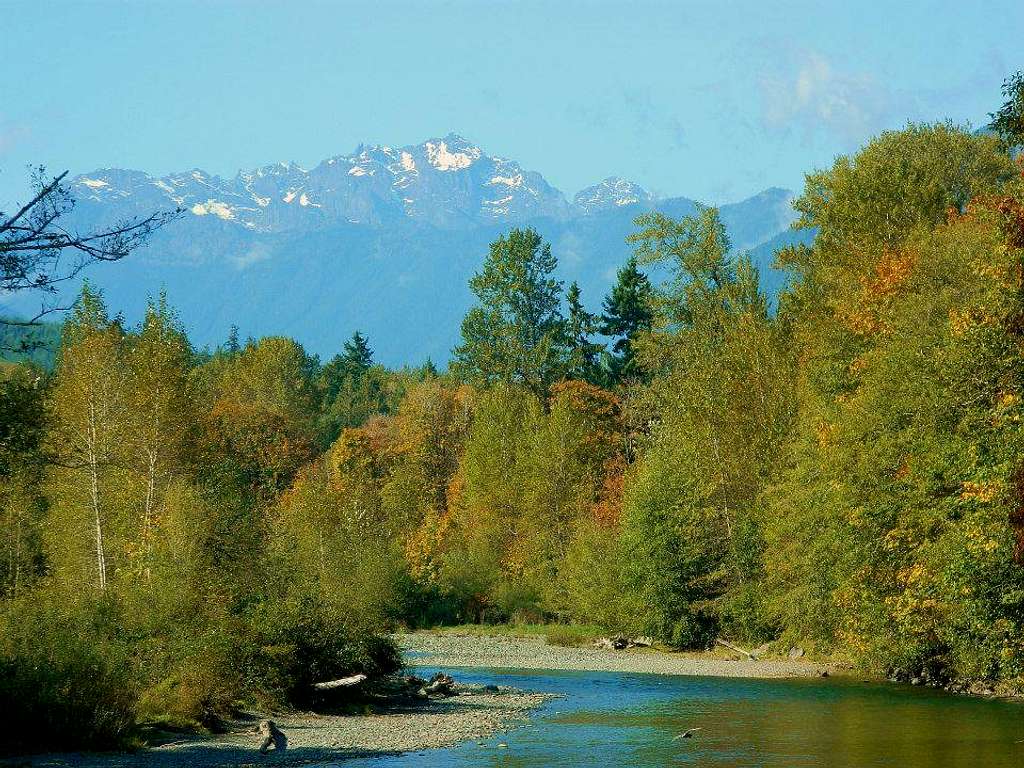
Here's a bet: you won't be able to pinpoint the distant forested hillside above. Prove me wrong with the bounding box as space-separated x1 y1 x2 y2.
0 320 60 368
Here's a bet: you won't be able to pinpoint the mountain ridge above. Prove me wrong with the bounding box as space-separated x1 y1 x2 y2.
4 135 807 366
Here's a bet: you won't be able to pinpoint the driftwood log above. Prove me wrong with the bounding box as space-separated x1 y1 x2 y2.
311 671 461 701
715 638 755 659
423 672 456 696
312 673 367 691
593 635 654 650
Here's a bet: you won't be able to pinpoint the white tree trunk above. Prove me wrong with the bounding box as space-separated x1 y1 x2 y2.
88 402 107 591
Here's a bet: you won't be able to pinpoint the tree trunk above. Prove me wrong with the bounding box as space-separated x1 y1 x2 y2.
88 402 107 591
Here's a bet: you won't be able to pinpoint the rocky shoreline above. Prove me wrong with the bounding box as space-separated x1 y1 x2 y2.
7 684 553 768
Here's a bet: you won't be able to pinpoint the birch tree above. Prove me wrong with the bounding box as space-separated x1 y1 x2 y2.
46 285 129 591
124 292 192 581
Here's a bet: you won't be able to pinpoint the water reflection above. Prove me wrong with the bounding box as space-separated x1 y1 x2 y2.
336 667 1024 767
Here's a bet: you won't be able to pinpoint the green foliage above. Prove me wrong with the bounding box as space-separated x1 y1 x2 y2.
789 122 1011 271
565 281 604 383
0 591 136 754
192 336 320 496
341 331 374 373
243 593 402 708
0 364 44 479
990 71 1024 150
452 228 567 398
1 287 401 754
619 206 792 648
556 517 631 630
759 124 1024 684
0 318 60 368
318 333 406 445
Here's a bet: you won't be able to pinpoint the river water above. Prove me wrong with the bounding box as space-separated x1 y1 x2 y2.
344 665 1024 767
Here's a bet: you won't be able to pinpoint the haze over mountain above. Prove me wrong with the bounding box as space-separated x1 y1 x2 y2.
4 134 810 366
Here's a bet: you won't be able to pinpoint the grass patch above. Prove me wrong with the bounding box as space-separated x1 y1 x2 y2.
417 622 606 647
543 624 604 647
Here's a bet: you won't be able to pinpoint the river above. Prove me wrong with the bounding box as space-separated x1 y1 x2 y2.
342 665 1024 767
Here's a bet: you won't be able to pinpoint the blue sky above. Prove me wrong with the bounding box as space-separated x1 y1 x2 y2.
2 0 1021 208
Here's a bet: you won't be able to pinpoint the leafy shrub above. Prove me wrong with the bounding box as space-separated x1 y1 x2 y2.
135 629 240 731
0 592 137 755
243 593 401 708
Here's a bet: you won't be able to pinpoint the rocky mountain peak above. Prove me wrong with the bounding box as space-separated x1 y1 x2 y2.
573 177 654 215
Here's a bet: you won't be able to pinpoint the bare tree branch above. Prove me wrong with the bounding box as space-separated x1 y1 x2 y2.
1 166 182 352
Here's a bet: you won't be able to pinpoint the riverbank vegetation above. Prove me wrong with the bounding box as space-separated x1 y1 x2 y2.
3 74 1024 752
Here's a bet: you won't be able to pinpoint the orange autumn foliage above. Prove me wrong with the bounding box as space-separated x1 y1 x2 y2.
844 248 919 336
591 455 626 528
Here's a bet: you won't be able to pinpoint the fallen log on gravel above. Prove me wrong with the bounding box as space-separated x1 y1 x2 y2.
715 638 754 659
312 673 368 691
593 635 654 650
423 672 457 696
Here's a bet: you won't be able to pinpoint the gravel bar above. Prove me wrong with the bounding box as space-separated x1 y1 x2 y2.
399 632 833 678
10 686 551 768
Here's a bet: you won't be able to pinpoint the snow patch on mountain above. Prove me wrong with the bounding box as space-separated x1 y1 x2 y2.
489 174 523 187
425 139 481 171
190 200 235 220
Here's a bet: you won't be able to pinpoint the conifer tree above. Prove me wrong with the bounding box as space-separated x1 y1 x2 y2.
225 325 241 355
565 282 604 383
341 331 373 374
599 256 653 383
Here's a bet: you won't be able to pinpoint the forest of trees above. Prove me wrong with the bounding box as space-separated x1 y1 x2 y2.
2 75 1024 753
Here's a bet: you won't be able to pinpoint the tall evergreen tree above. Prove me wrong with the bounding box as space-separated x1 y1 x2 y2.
565 282 603 383
318 332 389 442
599 256 654 383
341 331 373 374
321 332 374 404
225 325 241 355
452 228 566 399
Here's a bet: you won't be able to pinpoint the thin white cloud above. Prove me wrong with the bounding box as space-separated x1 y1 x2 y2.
761 51 898 146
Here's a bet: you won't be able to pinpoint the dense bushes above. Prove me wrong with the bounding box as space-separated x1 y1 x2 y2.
244 594 402 708
0 593 137 754
0 587 404 753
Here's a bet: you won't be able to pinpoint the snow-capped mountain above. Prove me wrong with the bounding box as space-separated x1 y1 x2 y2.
14 134 807 366
574 177 655 215
72 134 574 232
